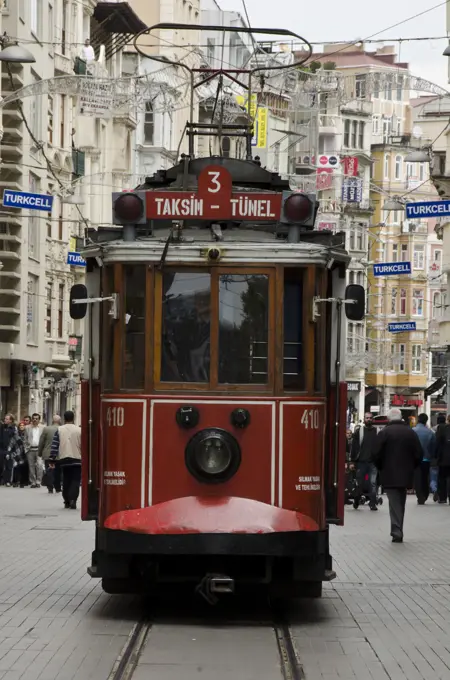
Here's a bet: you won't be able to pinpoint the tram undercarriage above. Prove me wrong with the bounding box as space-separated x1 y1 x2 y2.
91 530 333 601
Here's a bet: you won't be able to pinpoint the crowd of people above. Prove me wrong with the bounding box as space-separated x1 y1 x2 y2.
346 408 450 542
0 411 82 509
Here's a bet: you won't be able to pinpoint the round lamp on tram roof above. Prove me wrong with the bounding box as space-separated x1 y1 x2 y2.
185 428 241 484
114 192 144 223
283 193 313 222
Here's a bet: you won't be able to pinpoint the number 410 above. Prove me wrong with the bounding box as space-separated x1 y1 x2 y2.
301 409 319 429
106 406 124 427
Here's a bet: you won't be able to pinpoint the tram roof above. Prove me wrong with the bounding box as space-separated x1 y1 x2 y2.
80 228 351 268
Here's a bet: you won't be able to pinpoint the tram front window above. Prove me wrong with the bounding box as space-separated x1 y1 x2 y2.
218 274 269 384
161 272 211 382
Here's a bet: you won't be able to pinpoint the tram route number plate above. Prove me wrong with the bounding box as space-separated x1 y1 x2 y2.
145 165 282 221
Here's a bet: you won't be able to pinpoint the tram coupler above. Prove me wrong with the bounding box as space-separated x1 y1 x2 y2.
195 574 235 605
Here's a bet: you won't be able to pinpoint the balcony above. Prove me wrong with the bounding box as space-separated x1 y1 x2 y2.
340 99 373 116
319 115 338 135
343 199 375 215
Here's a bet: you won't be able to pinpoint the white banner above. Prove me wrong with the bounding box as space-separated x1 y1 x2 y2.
78 80 113 118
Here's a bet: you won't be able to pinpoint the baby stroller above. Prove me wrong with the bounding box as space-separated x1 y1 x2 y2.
345 464 383 509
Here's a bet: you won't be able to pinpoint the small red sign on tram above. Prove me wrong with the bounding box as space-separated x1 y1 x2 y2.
145 165 282 221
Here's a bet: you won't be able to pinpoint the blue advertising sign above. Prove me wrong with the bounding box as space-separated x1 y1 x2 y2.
2 190 54 212
67 252 86 267
388 322 416 333
373 261 411 276
341 177 362 203
405 200 450 220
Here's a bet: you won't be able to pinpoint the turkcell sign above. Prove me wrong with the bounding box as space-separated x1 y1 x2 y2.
406 200 450 220
67 252 86 267
373 261 411 276
388 322 416 333
2 190 54 212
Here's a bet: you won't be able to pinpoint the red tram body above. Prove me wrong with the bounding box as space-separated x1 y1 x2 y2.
69 23 366 601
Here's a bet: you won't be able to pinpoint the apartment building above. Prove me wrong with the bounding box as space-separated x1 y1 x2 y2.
128 0 201 179
411 95 450 417
0 0 139 420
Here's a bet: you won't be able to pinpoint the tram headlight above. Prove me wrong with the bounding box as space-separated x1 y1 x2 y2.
185 428 241 484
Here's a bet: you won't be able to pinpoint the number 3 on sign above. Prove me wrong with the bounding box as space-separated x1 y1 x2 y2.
106 406 124 427
207 171 221 193
301 409 319 429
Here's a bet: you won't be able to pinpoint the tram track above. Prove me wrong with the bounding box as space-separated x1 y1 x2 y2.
107 607 303 680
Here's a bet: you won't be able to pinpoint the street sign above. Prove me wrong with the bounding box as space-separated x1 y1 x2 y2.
79 80 113 118
373 261 411 276
3 190 53 212
145 165 283 221
406 200 450 220
388 322 416 333
67 252 86 267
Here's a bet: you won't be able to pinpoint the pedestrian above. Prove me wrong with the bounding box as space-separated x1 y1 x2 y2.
23 415 31 426
0 414 20 487
38 415 61 494
435 416 450 504
49 411 81 510
12 422 28 487
346 429 352 461
24 413 44 488
373 408 422 543
412 413 436 505
431 414 445 500
350 412 379 510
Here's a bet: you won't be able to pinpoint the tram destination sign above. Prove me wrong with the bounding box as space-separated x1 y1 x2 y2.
388 322 416 333
405 200 450 219
145 165 282 221
373 261 412 276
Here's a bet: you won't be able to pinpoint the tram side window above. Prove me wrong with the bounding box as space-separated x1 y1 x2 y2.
102 267 115 390
283 269 304 390
161 272 211 382
123 265 146 389
218 274 269 384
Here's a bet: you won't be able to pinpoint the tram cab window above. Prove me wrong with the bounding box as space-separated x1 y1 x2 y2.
161 272 211 382
283 269 304 390
218 274 269 384
123 265 146 389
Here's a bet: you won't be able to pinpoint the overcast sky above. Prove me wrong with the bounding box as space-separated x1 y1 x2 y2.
220 0 450 90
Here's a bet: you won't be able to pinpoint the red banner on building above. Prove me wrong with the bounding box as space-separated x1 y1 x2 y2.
342 156 359 177
316 168 333 190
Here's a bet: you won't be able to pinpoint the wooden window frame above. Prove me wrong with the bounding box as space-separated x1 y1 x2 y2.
153 266 276 394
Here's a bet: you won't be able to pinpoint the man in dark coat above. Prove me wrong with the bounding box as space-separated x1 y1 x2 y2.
435 417 450 503
373 408 422 543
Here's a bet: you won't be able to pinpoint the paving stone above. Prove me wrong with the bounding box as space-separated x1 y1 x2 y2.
2 488 450 679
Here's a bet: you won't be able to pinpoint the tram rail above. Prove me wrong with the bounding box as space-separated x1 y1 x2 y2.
107 609 303 680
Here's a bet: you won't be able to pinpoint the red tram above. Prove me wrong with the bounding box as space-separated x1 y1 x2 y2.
69 24 365 602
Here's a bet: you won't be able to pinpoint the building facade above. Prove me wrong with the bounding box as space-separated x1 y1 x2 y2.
0 0 139 421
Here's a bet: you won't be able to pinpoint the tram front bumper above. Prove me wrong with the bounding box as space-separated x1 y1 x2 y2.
97 495 328 557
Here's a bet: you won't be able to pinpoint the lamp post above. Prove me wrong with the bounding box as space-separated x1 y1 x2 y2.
0 42 36 64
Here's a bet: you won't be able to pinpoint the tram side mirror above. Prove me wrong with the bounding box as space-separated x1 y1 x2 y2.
345 284 365 321
70 284 88 320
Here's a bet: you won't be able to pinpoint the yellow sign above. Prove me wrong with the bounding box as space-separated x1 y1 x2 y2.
236 94 257 119
69 237 77 252
236 95 268 149
256 108 268 149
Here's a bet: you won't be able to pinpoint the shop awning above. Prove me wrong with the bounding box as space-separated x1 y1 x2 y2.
425 377 445 398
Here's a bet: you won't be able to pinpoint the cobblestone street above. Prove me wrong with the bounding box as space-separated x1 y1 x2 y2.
0 488 449 679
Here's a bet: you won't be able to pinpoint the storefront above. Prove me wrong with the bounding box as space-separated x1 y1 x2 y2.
347 380 362 427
